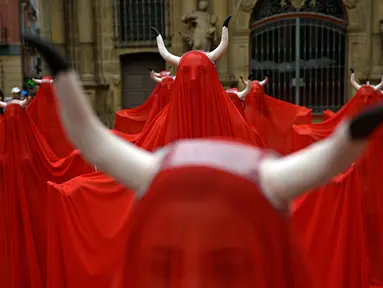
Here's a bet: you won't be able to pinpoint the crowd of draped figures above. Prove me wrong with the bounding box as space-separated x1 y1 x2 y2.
1 50 383 287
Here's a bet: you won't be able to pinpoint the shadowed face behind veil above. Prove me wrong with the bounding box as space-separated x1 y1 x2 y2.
124 167 299 288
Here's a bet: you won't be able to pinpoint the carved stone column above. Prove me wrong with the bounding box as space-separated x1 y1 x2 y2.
211 0 234 87
77 0 95 84
50 0 65 55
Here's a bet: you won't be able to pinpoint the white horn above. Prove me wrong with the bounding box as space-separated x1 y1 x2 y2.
207 16 231 62
151 27 180 66
32 78 42 84
374 76 383 91
237 79 252 100
259 76 268 86
350 69 361 90
150 70 162 83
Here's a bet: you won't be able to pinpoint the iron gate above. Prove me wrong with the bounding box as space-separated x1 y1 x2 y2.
250 16 347 112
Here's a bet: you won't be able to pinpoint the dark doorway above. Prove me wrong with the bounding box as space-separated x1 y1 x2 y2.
120 52 165 108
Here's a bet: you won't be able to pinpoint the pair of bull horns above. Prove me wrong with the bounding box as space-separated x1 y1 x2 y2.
234 74 267 100
32 78 53 84
350 68 383 91
148 67 172 77
239 74 268 87
151 15 232 66
149 68 175 84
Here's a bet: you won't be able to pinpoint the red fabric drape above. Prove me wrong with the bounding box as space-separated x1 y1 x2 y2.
244 82 312 155
28 82 75 157
292 166 370 288
0 104 94 287
226 89 245 117
46 172 134 288
121 51 264 150
47 164 317 288
44 51 266 287
292 86 383 285
114 84 163 135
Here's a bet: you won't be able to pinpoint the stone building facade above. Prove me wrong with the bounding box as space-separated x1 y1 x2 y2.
1 0 382 125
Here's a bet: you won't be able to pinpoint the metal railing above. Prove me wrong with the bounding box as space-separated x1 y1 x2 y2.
113 0 171 47
250 16 347 113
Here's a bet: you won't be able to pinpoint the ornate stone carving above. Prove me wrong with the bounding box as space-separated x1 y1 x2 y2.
280 0 316 9
342 0 359 9
180 1 218 51
239 0 256 12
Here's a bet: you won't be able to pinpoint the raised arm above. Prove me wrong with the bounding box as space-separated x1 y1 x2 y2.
24 34 161 194
260 107 383 205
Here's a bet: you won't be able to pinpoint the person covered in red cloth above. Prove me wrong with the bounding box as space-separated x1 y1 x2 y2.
24 28 383 287
152 68 172 78
225 74 254 115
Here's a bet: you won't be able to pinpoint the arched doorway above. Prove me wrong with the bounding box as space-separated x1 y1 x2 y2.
250 0 348 112
120 52 165 108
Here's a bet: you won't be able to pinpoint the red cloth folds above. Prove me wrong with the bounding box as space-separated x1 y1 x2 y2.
122 51 265 150
292 166 370 288
0 104 94 287
114 76 174 135
244 82 312 155
292 86 383 285
46 172 134 288
28 81 75 157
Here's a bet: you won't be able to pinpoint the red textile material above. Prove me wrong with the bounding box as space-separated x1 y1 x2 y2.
226 89 245 117
114 77 176 135
244 82 312 155
292 166 370 288
323 109 336 120
122 51 264 150
46 172 134 288
292 86 383 284
28 81 75 157
47 165 317 287
292 86 382 151
114 85 160 134
0 104 94 287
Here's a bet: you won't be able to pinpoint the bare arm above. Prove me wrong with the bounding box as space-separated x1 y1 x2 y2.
0 101 7 108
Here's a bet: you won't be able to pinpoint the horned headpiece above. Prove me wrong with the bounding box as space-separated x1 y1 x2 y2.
151 16 232 66
350 68 383 91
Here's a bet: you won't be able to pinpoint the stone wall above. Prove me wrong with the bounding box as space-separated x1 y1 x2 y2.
0 56 22 96
33 0 383 122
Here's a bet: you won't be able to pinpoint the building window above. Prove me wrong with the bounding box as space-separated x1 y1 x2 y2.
250 0 348 113
116 0 170 47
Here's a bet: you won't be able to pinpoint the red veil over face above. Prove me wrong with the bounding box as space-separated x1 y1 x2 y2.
127 51 264 150
124 142 315 288
244 81 311 155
